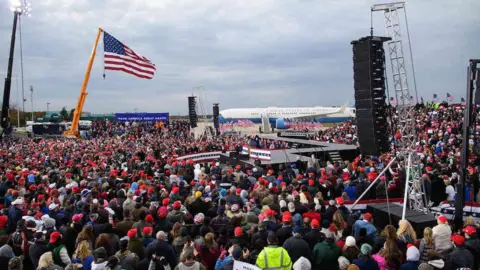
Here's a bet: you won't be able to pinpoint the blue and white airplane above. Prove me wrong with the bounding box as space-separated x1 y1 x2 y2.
219 103 355 129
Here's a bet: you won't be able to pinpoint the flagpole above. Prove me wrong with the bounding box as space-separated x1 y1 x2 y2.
64 28 103 138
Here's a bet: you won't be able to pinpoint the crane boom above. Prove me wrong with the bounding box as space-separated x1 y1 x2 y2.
64 28 103 138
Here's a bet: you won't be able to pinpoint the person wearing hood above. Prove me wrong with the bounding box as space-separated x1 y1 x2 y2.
445 234 474 270
464 225 480 270
399 245 420 270
193 164 202 181
312 229 341 270
352 243 379 270
283 226 312 265
91 247 108 270
29 231 48 270
0 244 15 266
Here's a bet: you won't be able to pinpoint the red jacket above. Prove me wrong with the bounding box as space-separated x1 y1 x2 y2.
303 210 321 223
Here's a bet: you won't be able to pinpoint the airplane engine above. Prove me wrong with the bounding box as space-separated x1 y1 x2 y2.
275 118 289 129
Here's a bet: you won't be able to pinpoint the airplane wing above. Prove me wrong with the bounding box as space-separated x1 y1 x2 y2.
288 101 349 122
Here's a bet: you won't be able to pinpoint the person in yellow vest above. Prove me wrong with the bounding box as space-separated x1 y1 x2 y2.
256 232 292 270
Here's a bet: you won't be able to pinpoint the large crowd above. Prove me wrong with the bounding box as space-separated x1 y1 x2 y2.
0 103 479 270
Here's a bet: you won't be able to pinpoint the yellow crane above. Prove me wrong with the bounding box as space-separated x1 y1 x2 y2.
64 28 103 138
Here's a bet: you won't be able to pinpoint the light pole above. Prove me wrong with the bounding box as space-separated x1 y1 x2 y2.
46 102 50 113
30 85 33 121
0 0 31 135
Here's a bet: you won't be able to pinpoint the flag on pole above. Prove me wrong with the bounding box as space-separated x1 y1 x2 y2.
421 97 424 104
433 94 438 102
103 31 156 79
446 93 454 102
461 97 465 104
390 97 397 106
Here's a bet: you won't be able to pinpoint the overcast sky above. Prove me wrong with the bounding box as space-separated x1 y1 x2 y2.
0 0 479 114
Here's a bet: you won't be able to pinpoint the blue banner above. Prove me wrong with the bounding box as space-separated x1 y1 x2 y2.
115 113 169 122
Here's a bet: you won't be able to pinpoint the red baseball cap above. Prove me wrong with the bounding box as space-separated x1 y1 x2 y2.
173 201 181 209
49 231 62 244
234 227 243 237
282 213 292 223
335 197 344 205
451 234 465 246
437 215 448 223
72 214 83 223
145 214 153 223
142 227 153 236
127 229 137 238
236 188 242 195
311 219 320 229
463 225 477 235
162 198 170 206
364 212 373 221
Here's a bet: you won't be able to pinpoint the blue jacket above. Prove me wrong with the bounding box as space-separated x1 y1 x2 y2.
73 254 94 270
215 255 233 270
353 220 377 239
352 258 380 270
399 261 420 270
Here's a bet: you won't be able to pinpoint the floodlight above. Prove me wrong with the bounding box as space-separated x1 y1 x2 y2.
10 0 31 16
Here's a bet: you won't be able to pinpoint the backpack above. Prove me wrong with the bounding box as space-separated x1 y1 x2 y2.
11 230 27 256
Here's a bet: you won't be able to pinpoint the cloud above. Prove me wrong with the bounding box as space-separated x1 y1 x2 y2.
0 0 479 113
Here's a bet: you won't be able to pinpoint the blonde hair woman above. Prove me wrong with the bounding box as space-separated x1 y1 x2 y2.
419 227 434 262
72 240 94 270
37 252 62 270
397 219 417 245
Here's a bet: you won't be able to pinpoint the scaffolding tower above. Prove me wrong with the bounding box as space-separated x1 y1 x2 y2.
192 86 214 140
370 2 427 218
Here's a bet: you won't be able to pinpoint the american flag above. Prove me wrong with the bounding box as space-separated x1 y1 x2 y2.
103 31 156 79
433 94 438 102
447 93 454 102
390 97 397 106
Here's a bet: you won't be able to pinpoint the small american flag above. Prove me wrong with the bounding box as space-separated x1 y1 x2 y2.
103 31 156 79
447 93 454 102
390 97 397 106
433 94 438 102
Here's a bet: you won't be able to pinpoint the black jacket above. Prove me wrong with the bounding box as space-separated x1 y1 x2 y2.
466 237 480 270
304 229 325 250
59 225 78 255
188 199 210 217
144 239 177 269
283 234 313 264
29 240 48 270
251 230 268 247
445 246 474 270
276 225 293 246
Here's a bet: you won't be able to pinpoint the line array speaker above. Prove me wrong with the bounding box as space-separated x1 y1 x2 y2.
351 36 391 156
188 96 198 128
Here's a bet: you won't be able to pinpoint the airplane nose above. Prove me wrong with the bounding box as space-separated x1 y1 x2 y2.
218 114 225 122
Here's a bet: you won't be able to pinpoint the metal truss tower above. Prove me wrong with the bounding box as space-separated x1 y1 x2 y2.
192 86 214 140
371 2 427 217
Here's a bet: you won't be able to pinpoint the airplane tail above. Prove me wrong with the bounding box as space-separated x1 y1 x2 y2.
338 101 349 113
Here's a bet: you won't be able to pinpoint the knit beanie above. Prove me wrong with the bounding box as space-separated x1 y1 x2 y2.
345 236 356 247
338 256 350 270
360 243 373 255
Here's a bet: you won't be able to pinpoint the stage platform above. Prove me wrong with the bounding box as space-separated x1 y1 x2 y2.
366 203 437 238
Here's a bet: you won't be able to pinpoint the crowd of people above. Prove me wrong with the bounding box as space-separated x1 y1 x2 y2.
0 103 478 270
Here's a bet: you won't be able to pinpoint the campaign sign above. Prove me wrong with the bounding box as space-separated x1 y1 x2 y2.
115 113 169 122
233 261 261 270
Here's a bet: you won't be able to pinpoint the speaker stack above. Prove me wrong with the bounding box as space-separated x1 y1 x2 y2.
351 36 391 156
213 103 220 135
188 96 198 128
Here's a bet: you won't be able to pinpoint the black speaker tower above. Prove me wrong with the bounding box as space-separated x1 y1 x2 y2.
351 36 391 156
188 96 198 128
213 103 220 135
